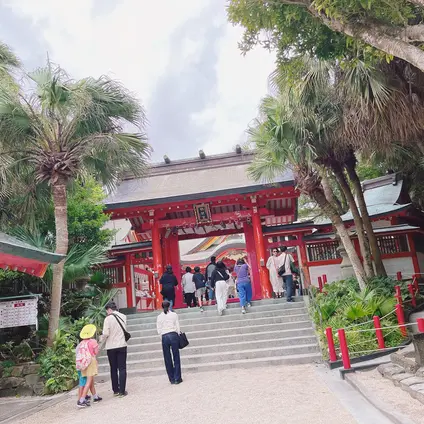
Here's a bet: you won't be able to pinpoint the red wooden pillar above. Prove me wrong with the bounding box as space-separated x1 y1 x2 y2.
151 218 163 309
251 198 272 299
297 235 311 288
124 253 134 308
243 222 261 300
168 233 183 309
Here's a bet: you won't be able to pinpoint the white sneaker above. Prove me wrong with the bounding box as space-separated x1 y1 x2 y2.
218 310 223 316
247 303 252 308
241 307 246 314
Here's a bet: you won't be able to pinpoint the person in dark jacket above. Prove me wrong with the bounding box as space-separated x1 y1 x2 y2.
210 261 229 316
193 266 206 312
160 265 179 311
205 256 217 306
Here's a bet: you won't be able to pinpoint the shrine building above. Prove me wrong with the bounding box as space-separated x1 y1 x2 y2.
102 149 424 312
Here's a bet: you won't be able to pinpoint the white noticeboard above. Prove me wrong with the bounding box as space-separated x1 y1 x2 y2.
0 298 38 329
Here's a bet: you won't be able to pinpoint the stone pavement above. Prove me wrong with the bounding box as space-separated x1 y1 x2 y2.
10 364 392 424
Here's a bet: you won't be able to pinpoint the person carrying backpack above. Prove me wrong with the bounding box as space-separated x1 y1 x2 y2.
75 324 102 408
193 266 206 312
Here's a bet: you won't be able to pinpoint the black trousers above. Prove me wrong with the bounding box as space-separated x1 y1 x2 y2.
184 292 196 307
107 346 127 394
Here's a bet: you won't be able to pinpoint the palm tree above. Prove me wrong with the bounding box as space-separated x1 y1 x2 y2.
248 93 368 289
271 58 398 277
0 63 150 345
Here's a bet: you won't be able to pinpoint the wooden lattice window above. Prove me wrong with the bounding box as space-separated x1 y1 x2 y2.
103 267 123 284
377 234 409 255
307 241 341 262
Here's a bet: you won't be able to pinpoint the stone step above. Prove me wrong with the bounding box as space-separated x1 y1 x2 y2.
124 319 312 339
96 352 321 380
126 298 304 319
126 306 307 328
107 326 316 352
127 312 309 334
97 335 319 364
97 343 320 373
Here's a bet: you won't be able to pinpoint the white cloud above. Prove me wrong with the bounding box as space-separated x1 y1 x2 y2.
2 0 276 159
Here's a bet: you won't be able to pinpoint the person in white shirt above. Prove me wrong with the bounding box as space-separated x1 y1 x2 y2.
101 302 128 397
266 248 283 298
181 266 196 308
278 246 295 302
156 300 183 384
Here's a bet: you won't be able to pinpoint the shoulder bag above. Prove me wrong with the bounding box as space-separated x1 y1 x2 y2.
179 332 189 349
112 314 131 342
278 254 287 277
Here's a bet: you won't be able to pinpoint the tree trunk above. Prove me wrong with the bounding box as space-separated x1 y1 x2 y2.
345 159 387 277
312 188 367 290
47 180 69 347
321 172 344 215
329 173 348 213
332 165 375 278
307 6 424 73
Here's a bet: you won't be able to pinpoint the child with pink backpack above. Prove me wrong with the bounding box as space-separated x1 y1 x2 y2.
75 324 102 408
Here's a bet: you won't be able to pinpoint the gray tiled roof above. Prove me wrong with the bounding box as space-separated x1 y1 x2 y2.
0 232 65 264
105 152 294 209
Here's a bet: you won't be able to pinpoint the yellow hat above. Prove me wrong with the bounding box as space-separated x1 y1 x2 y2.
80 324 96 340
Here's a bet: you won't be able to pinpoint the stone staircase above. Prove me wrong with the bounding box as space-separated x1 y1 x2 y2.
97 297 321 380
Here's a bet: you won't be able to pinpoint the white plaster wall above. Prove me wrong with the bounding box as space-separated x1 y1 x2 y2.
382 257 414 278
309 264 341 287
417 252 424 275
112 289 126 310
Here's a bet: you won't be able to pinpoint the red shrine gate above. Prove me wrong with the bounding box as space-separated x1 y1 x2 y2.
102 150 312 310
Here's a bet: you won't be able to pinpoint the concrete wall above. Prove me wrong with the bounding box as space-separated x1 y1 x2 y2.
309 264 342 287
382 257 415 279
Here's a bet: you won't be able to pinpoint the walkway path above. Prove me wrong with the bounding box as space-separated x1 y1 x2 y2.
13 364 391 424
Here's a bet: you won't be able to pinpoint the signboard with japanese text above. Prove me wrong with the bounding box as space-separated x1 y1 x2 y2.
193 203 212 224
0 298 38 329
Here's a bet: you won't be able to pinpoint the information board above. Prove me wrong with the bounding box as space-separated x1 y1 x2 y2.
0 298 38 329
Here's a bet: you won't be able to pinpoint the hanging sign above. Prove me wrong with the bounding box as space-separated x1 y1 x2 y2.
193 203 212 224
0 298 38 329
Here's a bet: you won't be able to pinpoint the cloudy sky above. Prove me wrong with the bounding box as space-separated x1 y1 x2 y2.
0 0 276 161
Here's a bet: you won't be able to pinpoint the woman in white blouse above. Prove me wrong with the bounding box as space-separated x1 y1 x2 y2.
156 300 182 384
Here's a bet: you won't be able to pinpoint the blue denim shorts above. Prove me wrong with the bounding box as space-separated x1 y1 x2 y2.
77 370 87 387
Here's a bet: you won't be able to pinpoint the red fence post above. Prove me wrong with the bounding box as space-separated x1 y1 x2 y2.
414 275 420 294
323 274 328 285
395 285 403 305
408 284 417 308
326 327 337 362
373 316 385 349
318 276 323 293
395 303 407 337
397 271 402 281
417 318 424 333
338 328 351 370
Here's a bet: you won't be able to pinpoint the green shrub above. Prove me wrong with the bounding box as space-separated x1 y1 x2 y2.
311 276 407 359
38 330 78 394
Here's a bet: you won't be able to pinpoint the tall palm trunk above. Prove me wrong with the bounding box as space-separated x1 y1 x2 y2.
345 158 387 277
331 164 375 279
312 188 367 290
47 180 68 346
321 172 344 215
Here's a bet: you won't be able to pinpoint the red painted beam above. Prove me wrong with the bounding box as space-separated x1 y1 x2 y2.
0 252 50 277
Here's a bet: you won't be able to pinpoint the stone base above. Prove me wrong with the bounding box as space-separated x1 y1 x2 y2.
0 363 45 397
378 362 424 405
